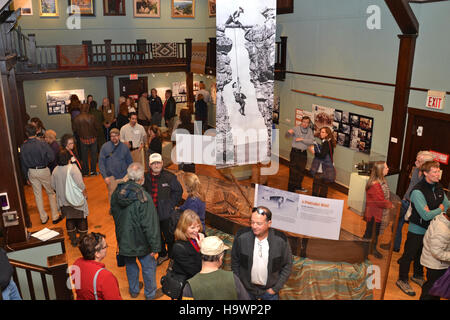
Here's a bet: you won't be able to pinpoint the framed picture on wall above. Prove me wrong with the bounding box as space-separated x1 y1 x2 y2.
134 0 160 18
14 0 33 16
46 89 85 115
208 0 215 17
39 0 58 17
172 0 195 18
103 0 126 16
68 0 95 16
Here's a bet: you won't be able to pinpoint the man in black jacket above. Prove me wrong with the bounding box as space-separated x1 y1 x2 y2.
1 248 21 300
231 206 292 300
163 89 177 136
149 88 163 126
143 153 183 265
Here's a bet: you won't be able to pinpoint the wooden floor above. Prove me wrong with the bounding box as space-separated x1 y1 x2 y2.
24 162 423 300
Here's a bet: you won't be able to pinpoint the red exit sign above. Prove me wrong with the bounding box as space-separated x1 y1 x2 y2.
130 74 138 80
426 90 445 110
429 150 449 165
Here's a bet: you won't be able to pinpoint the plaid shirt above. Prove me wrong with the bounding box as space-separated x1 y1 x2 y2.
150 174 159 209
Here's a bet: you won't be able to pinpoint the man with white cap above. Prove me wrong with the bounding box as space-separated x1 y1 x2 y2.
182 236 250 300
143 153 183 265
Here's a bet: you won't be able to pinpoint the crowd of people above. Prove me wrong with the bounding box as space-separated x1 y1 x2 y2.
5 90 448 301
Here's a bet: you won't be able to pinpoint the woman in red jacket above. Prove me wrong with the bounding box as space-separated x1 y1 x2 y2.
363 161 394 259
72 233 122 300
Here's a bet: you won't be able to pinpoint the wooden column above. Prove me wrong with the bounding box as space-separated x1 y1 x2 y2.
279 36 288 80
386 34 417 173
185 39 194 112
0 56 28 243
106 75 115 106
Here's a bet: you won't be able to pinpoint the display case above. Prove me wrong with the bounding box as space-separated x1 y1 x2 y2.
348 151 386 215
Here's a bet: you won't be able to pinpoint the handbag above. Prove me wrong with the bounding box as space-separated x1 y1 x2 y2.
160 269 185 300
65 164 85 207
429 267 450 299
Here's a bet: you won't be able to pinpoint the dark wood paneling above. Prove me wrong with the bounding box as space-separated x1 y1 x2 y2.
277 0 294 14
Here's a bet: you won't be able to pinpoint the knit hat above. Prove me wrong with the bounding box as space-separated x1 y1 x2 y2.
200 236 230 256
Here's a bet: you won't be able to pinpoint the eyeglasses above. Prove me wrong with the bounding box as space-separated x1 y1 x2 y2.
252 207 271 221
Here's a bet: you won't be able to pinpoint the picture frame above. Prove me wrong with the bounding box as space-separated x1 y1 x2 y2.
103 0 125 16
172 0 195 18
133 0 160 17
39 0 58 17
14 0 33 16
68 0 95 16
208 0 215 17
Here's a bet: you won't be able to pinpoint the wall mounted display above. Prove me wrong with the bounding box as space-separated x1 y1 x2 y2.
334 109 373 154
172 0 195 18
39 0 58 17
133 0 160 17
208 0 215 17
46 89 85 115
216 0 276 168
103 0 125 16
14 0 33 16
312 104 334 137
68 0 95 16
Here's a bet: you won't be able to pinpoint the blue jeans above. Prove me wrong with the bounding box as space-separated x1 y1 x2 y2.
2 279 22 300
394 199 409 251
249 290 279 300
124 254 157 299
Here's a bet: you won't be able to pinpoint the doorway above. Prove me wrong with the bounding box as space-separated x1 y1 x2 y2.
397 107 450 197
118 77 148 102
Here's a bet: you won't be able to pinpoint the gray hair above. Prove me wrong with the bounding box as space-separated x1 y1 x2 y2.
127 162 144 182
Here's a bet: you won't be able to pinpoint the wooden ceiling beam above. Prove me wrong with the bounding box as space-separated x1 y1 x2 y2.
385 0 419 34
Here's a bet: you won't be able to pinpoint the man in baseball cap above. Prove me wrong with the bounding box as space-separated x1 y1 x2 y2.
182 236 250 300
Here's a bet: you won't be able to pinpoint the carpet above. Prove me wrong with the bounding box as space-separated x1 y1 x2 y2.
191 42 207 74
151 43 178 58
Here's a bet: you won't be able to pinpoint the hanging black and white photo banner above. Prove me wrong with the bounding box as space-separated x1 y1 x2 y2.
216 0 276 168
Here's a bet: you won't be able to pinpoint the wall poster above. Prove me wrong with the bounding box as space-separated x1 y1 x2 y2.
46 89 85 115
216 0 276 168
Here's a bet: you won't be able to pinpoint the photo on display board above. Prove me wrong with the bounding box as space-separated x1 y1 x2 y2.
341 111 349 124
14 0 33 15
334 109 373 154
349 113 360 127
313 104 334 137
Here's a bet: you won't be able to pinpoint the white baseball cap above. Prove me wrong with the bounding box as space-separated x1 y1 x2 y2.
200 236 230 256
149 153 162 164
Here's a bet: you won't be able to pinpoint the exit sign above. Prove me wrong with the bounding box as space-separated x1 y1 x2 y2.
426 90 445 110
130 74 138 80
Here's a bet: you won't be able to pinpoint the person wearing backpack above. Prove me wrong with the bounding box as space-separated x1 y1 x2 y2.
51 149 89 247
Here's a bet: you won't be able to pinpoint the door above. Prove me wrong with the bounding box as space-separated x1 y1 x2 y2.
398 108 450 197
118 77 148 102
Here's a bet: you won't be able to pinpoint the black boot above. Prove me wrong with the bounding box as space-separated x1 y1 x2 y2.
68 230 78 247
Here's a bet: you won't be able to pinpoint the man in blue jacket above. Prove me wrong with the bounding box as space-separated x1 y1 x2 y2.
143 153 183 265
99 128 133 207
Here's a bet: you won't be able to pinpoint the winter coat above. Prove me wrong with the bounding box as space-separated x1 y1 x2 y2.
420 213 450 270
111 180 161 257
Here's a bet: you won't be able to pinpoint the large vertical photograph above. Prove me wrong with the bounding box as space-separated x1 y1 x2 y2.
216 0 276 168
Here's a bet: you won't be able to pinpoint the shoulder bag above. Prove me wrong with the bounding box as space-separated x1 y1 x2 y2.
65 164 85 207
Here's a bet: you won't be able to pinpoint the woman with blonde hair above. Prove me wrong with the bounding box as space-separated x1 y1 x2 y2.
170 210 204 296
44 129 60 172
362 161 394 259
179 173 206 231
